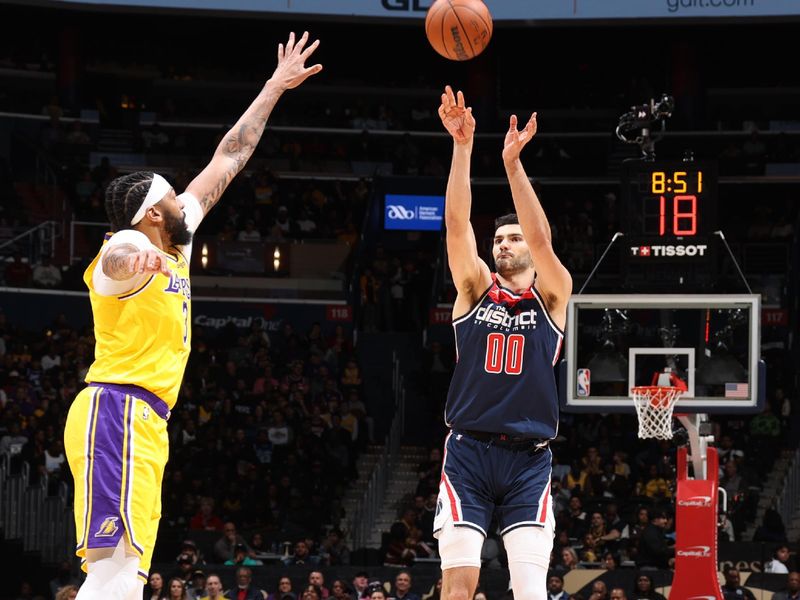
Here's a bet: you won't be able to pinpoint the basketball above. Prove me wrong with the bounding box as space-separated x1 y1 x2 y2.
425 0 493 61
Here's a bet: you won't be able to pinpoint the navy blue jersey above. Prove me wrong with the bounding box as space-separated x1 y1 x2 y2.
445 274 564 439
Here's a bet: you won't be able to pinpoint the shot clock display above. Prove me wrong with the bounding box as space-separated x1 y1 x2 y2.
622 160 717 238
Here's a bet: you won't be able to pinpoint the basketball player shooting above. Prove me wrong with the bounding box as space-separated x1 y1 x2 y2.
434 86 572 600
63 32 322 600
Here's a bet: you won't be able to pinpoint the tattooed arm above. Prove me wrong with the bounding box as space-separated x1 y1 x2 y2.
185 31 323 216
102 244 171 280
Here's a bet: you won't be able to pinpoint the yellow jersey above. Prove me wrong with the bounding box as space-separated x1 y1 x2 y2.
83 236 192 409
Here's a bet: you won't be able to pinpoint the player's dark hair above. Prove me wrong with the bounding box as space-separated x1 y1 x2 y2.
494 213 519 232
104 171 154 232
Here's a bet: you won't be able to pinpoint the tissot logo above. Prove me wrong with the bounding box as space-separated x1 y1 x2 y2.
386 205 415 219
381 0 433 11
677 545 711 558
678 495 712 507
629 244 708 257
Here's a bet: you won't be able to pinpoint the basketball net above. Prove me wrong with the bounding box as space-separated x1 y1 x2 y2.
631 386 683 439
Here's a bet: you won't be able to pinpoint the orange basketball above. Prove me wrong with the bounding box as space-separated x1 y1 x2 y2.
425 0 493 61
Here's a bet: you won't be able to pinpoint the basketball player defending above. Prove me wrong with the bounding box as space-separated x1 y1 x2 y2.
63 32 322 600
434 85 571 600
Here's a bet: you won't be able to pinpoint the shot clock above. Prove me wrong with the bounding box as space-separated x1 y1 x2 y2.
621 159 719 290
622 160 717 237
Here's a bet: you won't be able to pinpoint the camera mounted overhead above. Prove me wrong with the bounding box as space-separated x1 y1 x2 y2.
616 93 675 160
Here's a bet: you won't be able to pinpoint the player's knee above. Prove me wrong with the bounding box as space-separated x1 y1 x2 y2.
503 526 553 568
437 524 484 570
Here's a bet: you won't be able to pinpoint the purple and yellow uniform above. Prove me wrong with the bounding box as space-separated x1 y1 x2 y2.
64 194 200 582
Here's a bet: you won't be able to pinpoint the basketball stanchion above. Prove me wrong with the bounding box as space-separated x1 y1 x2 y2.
633 387 723 600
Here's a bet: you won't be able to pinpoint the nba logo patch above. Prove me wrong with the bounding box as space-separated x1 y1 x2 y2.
142 406 150 421
577 368 591 397
95 516 119 538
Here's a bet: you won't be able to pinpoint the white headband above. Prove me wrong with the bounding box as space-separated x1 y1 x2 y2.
130 173 172 225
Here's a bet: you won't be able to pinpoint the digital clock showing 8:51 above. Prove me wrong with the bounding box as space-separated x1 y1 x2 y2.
622 160 718 237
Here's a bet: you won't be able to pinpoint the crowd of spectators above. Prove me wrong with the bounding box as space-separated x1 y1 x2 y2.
0 302 376 593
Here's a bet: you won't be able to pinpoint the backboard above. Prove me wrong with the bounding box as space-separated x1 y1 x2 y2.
559 294 765 414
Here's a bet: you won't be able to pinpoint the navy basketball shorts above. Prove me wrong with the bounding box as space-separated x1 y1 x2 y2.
433 430 554 538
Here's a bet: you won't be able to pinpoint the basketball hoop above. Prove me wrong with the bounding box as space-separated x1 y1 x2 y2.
631 386 684 440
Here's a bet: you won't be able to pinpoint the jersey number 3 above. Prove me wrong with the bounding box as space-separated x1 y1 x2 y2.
484 333 525 375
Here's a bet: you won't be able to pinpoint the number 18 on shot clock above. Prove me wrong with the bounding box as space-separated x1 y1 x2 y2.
621 159 719 288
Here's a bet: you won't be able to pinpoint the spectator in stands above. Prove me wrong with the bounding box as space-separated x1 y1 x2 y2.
643 465 671 499
173 554 195 592
32 255 62 288
717 434 745 469
766 545 792 574
282 540 321 567
555 547 581 574
750 404 782 466
49 560 81 599
190 497 225 531
721 568 755 600
772 571 800 600
602 552 619 571
226 567 266 600
383 521 415 566
200 573 227 600
636 510 674 569
303 586 323 600
330 580 352 600
267 577 295 600
308 572 330 599
389 572 420 600
320 528 350 566
145 572 165 600
416 447 443 497
189 570 208 600
631 574 665 600
238 219 262 242
547 574 567 600
225 543 263 566
55 585 79 600
609 590 626 600
756 509 788 547
352 572 370 600
588 581 607 600
720 460 745 498
167 577 191 600
214 522 250 563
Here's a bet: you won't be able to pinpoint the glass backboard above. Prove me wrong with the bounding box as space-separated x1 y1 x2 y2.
559 294 765 414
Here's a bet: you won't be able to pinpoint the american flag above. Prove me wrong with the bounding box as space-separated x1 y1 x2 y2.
725 382 749 398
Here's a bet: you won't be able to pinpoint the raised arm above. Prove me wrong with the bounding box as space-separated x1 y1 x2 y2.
186 31 323 216
438 86 491 311
502 113 572 317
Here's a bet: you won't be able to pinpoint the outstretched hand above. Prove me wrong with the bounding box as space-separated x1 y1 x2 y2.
271 31 323 91
438 85 475 144
502 113 537 164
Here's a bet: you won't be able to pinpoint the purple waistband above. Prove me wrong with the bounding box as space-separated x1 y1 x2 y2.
88 382 171 421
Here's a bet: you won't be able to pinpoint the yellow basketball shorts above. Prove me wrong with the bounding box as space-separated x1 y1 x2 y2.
64 383 171 582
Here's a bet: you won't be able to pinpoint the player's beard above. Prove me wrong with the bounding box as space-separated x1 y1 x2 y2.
165 210 193 247
495 252 532 278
